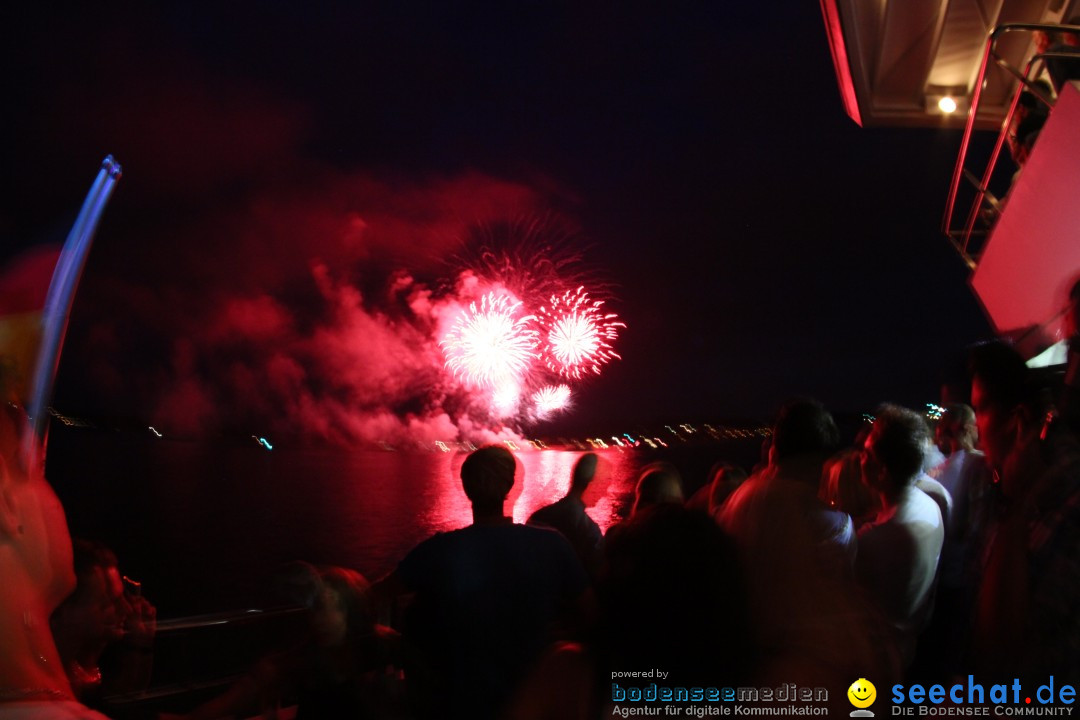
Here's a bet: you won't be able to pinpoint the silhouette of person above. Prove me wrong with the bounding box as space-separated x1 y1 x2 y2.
527 452 603 576
969 341 1080 683
373 445 587 720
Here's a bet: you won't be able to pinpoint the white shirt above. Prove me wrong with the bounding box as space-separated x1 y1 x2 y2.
856 485 944 663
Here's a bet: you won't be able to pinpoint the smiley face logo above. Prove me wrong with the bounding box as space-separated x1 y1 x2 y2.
848 678 876 709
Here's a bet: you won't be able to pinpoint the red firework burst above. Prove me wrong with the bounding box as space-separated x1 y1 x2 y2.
532 384 572 417
441 293 538 389
536 286 624 379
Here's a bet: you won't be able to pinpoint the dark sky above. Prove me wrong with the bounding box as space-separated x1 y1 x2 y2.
4 1 993 441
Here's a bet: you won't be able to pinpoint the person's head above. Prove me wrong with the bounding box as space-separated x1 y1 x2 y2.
569 452 598 495
460 445 516 515
1009 111 1044 166
862 404 928 501
706 462 747 515
310 566 373 647
935 403 977 454
51 540 129 650
632 462 683 515
820 449 878 519
1017 81 1051 115
967 340 1045 475
771 397 840 463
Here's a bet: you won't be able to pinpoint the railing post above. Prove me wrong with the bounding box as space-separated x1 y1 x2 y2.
943 23 1080 264
942 30 995 239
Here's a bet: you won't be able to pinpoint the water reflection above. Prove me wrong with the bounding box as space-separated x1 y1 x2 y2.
511 450 637 530
49 435 713 617
388 448 639 534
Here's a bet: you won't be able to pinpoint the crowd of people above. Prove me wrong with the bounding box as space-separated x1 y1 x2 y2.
3 335 1080 719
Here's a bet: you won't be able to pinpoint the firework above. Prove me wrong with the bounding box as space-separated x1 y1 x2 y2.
438 218 625 431
450 215 609 307
536 287 624 379
492 381 522 417
441 293 539 389
532 384 571 417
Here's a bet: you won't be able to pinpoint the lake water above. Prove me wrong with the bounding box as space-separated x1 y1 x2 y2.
46 427 761 617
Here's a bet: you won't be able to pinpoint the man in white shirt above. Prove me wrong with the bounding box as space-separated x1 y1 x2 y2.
857 404 945 668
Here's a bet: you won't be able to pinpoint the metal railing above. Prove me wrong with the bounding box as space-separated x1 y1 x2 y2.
942 22 1080 268
100 606 308 719
153 605 305 633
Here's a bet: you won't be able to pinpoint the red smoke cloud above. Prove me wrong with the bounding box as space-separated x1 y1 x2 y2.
34 41 592 445
77 170 567 446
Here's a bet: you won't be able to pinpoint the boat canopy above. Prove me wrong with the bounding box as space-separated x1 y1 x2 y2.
819 0 1079 128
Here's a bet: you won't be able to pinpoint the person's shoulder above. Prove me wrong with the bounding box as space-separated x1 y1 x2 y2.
513 522 583 558
513 521 568 541
907 486 945 521
855 513 908 559
958 448 988 471
401 528 457 564
716 469 768 522
455 521 563 544
407 529 451 550
528 501 564 525
857 507 898 540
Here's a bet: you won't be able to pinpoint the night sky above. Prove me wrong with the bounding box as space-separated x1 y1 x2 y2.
5 1 994 442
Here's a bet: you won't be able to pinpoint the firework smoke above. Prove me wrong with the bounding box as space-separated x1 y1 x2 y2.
23 42 623 448
73 172 622 447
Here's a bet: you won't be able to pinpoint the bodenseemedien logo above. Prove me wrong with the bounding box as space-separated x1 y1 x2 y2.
609 678 830 715
849 678 877 717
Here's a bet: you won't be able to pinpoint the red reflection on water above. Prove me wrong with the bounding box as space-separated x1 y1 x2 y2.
423 451 474 533
51 436 649 615
512 449 637 533
422 449 639 534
